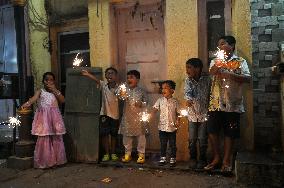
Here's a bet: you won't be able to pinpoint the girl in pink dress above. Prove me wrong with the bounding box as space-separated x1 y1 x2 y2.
21 72 66 168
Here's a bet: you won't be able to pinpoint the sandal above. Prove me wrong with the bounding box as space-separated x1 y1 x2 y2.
221 165 233 176
204 163 220 171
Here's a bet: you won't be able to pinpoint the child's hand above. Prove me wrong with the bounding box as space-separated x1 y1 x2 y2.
46 83 57 93
81 69 90 76
134 101 142 108
21 101 31 109
186 100 193 107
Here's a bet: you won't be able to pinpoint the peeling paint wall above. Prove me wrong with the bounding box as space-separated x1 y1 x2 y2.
88 0 112 71
231 0 254 150
164 0 198 161
28 0 51 89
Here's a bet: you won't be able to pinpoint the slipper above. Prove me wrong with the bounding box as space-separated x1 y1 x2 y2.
221 165 233 176
204 163 220 171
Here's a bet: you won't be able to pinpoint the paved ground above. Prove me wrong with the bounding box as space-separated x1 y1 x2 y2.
0 163 246 188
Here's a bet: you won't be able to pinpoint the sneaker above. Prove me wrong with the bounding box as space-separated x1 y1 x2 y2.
102 154 110 162
137 153 145 164
159 156 166 166
111 154 119 161
188 159 197 169
169 158 176 167
196 160 207 169
122 154 131 163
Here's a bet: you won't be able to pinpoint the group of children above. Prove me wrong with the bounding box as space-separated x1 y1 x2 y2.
21 35 250 173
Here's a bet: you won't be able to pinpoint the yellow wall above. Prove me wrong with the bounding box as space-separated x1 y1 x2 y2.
164 0 198 161
88 0 112 71
232 0 254 150
28 0 51 89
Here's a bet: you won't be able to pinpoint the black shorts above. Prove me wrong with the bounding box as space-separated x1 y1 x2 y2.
207 111 240 139
99 115 119 137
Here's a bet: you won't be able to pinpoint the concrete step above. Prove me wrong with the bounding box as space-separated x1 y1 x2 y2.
235 152 284 187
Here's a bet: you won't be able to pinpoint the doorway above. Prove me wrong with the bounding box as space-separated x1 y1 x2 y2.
198 0 232 71
114 1 166 152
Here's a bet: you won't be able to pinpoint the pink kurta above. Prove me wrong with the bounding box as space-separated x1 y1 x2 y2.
32 89 66 168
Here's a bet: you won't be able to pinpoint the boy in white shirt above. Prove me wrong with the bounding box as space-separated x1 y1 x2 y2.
82 67 119 162
153 80 179 167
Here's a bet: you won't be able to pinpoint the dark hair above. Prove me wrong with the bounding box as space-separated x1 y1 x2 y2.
162 80 176 90
105 67 118 74
127 70 140 79
186 58 203 70
219 35 236 50
42 72 55 83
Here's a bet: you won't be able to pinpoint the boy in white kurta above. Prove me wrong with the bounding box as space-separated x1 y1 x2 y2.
119 70 147 164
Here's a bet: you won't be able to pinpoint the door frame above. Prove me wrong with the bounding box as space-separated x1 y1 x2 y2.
198 0 232 71
50 18 88 89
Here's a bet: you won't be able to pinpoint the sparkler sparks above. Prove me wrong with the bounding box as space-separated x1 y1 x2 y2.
116 83 130 100
215 47 228 62
73 53 83 67
179 108 189 117
139 111 150 122
8 116 21 128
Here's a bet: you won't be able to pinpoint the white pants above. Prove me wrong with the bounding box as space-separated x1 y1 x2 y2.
123 135 146 155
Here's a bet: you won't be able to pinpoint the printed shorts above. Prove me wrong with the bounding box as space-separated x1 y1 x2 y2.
207 111 240 139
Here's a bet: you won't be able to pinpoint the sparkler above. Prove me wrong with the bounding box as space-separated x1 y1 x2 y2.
8 116 21 128
214 47 228 66
73 53 83 67
116 83 130 100
179 108 189 117
139 111 150 122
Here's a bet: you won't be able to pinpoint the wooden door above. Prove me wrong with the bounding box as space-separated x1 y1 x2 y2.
116 3 166 152
64 67 102 162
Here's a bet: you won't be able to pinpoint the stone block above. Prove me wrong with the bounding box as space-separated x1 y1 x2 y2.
279 21 284 28
264 28 272 34
259 42 279 51
272 3 284 16
265 84 279 92
251 1 265 9
252 35 258 41
258 34 272 42
249 0 258 3
251 22 259 28
259 60 272 68
264 3 272 9
257 72 265 77
258 16 278 26
272 105 280 111
7 156 33 170
272 29 284 42
251 10 258 17
271 79 280 85
258 9 271 17
278 15 284 21
265 54 273 60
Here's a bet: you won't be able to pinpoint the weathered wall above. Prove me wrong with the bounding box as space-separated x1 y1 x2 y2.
250 0 284 151
231 0 254 150
164 0 198 161
28 0 51 89
88 0 112 71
